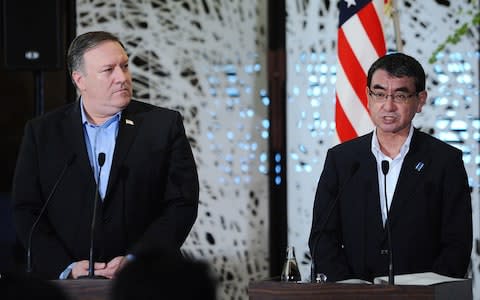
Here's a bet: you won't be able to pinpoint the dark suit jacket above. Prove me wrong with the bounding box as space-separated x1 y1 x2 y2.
12 100 199 279
309 129 472 282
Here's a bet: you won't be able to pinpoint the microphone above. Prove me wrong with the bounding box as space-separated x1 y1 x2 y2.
381 160 389 177
311 161 360 281
80 152 107 279
26 154 75 274
381 160 394 285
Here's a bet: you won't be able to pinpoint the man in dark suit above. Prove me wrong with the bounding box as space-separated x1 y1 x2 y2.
309 53 472 282
12 31 199 279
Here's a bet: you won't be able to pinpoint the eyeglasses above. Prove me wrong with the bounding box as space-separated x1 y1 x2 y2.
368 89 418 104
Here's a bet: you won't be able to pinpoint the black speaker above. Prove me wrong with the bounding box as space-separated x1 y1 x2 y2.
2 0 64 70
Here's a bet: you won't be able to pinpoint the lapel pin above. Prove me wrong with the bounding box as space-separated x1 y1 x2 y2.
126 119 134 126
415 162 424 172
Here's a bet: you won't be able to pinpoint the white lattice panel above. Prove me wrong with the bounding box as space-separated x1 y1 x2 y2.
76 1 270 299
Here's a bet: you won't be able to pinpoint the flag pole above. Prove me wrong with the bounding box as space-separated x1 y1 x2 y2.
391 0 403 52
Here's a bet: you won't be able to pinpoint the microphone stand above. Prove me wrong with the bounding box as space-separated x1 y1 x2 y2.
79 152 107 279
381 160 394 285
26 155 75 275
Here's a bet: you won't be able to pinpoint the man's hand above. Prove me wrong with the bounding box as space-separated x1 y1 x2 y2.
92 256 127 279
70 260 106 279
70 256 127 279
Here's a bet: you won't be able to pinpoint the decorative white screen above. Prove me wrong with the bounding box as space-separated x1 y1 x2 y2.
76 1 270 299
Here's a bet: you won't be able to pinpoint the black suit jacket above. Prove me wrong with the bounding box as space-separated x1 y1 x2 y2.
309 129 472 282
12 100 199 279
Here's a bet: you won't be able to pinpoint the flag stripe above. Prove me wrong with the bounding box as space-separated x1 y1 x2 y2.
337 28 369 110
340 15 379 74
336 62 373 134
335 94 358 142
358 2 387 56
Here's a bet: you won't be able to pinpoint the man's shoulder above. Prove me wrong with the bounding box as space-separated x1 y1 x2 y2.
127 100 180 118
331 132 372 152
27 102 78 127
412 129 462 156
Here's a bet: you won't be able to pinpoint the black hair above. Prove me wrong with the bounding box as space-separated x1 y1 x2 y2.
367 52 426 92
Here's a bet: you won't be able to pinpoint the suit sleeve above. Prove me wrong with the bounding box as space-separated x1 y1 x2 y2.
309 149 350 281
432 149 472 277
12 121 74 279
131 111 199 255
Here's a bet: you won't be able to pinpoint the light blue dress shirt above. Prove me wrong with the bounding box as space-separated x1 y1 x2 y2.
80 99 121 200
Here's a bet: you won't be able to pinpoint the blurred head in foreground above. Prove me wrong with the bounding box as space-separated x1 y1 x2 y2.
111 249 217 300
0 272 68 300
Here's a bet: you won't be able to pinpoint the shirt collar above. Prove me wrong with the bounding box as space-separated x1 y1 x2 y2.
80 97 122 127
371 124 415 160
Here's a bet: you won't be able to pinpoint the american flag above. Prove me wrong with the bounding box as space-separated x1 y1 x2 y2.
335 0 388 142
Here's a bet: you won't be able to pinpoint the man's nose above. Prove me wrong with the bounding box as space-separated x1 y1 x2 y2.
114 66 128 82
382 98 396 111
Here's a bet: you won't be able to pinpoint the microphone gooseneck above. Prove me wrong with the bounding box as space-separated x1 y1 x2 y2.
381 160 394 285
26 154 75 274
311 161 360 281
87 152 106 279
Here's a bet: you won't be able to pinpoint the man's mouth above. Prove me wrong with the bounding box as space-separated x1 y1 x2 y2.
382 115 396 122
114 88 129 94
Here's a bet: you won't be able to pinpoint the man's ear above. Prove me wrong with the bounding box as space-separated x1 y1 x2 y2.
416 90 427 113
72 71 85 91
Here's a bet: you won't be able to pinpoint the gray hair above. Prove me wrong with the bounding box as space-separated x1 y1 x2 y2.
67 31 126 85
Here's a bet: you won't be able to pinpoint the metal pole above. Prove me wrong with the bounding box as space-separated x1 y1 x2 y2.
391 0 403 52
33 70 45 116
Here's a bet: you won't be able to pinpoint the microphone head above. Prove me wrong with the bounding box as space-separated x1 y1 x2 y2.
98 152 106 167
381 160 389 175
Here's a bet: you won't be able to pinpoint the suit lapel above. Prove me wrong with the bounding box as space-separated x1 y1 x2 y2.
353 134 385 274
104 104 141 202
388 130 431 228
61 101 95 182
358 136 385 239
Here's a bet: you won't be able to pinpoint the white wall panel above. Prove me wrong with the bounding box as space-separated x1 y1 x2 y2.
76 1 269 299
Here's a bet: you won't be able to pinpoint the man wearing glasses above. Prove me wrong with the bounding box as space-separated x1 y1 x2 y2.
309 53 472 282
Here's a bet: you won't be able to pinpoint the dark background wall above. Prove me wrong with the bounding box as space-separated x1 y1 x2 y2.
0 0 76 273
